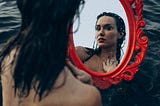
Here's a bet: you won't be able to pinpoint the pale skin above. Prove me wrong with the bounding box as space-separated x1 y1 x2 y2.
76 16 122 73
67 60 93 85
1 47 102 106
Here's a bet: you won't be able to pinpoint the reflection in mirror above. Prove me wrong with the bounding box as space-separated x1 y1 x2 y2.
73 0 129 73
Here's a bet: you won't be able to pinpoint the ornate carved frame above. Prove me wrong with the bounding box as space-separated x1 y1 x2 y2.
68 0 148 89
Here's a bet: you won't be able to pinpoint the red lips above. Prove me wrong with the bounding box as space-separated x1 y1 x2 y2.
98 37 106 43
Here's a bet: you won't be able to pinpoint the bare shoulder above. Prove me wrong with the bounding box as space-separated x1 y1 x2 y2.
75 46 88 54
70 71 102 106
62 68 102 106
81 84 102 106
75 46 90 62
37 68 102 106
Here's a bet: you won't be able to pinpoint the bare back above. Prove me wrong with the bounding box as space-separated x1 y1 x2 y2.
1 48 102 106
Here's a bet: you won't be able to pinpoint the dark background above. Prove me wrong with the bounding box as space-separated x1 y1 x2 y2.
0 0 160 106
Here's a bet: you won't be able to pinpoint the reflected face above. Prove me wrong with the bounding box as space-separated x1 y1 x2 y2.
95 16 121 48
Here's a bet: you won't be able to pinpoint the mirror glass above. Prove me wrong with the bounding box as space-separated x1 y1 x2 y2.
73 0 129 73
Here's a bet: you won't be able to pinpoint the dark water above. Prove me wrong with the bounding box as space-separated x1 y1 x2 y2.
0 0 160 106
0 0 20 45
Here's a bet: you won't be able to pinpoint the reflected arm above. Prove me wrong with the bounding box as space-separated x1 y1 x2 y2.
75 46 91 62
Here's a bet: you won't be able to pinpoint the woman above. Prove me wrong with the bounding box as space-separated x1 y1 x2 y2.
0 0 102 106
76 12 126 73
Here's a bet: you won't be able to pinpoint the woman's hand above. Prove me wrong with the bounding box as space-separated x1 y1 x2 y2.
102 57 118 73
66 61 93 85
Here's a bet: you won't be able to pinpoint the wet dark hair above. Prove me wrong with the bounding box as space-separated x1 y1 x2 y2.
95 12 126 63
0 0 84 100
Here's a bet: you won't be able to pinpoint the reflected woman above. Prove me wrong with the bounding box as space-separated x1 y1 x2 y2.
76 12 126 73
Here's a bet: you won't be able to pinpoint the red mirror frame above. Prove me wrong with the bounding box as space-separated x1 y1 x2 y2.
68 0 148 89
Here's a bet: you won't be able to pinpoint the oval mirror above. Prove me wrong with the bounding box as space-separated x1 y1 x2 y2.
68 0 148 89
73 0 129 65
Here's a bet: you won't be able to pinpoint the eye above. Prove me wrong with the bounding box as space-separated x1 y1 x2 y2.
95 25 101 31
103 25 113 31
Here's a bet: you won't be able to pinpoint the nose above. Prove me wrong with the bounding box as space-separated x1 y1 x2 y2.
98 28 105 36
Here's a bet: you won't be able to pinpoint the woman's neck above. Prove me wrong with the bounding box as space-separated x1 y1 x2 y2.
98 46 117 60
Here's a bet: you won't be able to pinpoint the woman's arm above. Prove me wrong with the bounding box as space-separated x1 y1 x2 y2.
75 46 90 62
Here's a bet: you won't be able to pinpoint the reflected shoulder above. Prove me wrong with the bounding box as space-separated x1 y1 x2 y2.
75 46 92 62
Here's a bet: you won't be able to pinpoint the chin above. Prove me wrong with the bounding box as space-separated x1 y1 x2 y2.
99 44 112 49
98 44 107 48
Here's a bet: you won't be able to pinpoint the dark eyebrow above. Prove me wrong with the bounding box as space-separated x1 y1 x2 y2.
96 24 112 27
103 24 113 27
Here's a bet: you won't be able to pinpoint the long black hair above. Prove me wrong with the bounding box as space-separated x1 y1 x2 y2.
94 12 126 63
0 0 84 100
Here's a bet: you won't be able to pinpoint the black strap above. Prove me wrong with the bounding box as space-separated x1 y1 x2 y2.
83 47 96 63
